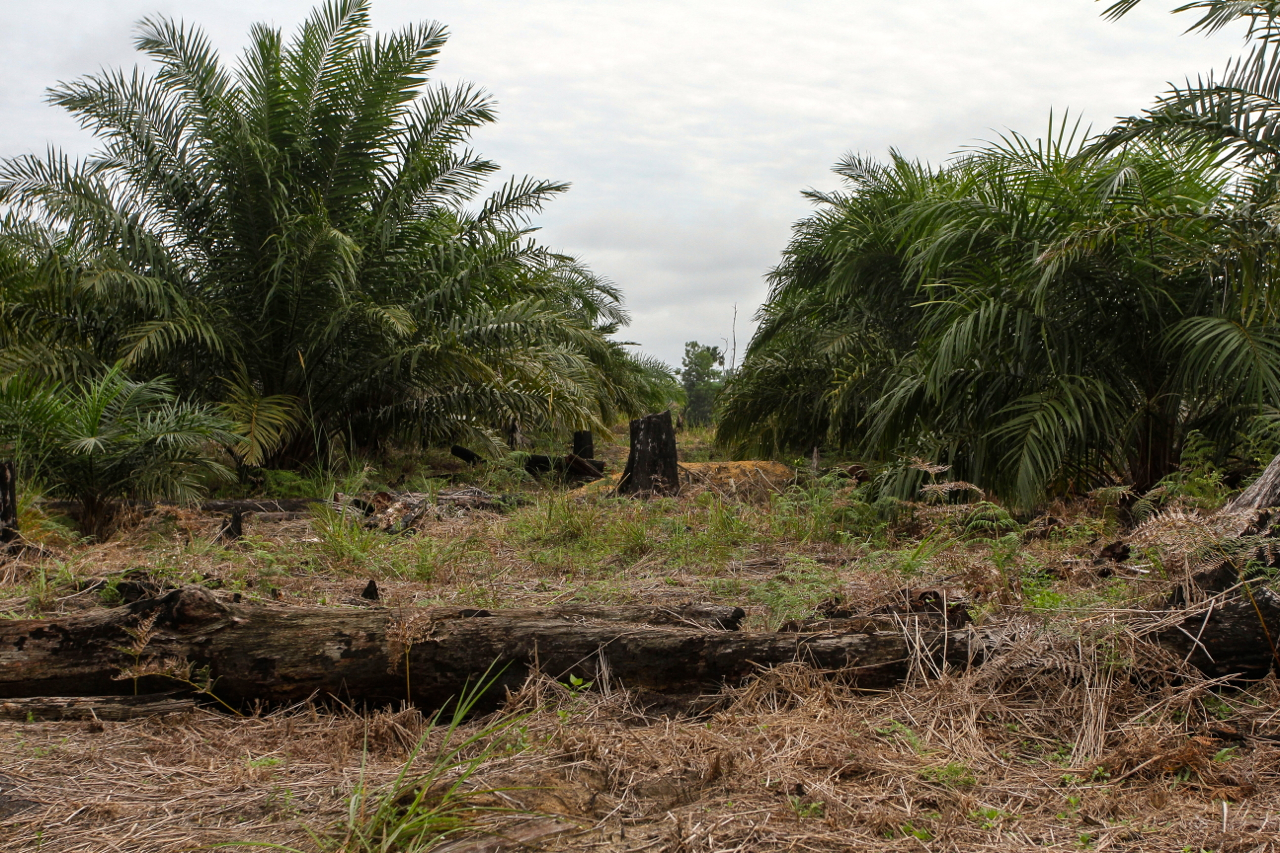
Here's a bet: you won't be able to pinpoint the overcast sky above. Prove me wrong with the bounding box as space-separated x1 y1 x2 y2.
0 1 1244 368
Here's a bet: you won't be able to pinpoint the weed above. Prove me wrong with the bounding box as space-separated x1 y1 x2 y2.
310 503 388 566
563 673 594 693
969 806 1009 830
247 756 283 769
898 821 933 841
98 576 124 606
786 796 825 819
870 531 955 577
919 762 976 788
875 720 923 752
746 557 840 629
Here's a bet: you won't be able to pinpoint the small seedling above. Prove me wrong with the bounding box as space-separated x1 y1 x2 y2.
564 673 594 693
787 796 825 819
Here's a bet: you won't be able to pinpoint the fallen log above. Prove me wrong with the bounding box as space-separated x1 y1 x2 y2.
0 587 976 708
0 694 195 721
450 602 746 630
451 445 484 466
1154 585 1280 680
5 584 1278 713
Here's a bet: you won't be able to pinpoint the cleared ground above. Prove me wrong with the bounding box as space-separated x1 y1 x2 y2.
2 443 1278 852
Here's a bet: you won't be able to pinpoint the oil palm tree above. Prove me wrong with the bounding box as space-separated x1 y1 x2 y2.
720 122 1280 507
0 0 651 466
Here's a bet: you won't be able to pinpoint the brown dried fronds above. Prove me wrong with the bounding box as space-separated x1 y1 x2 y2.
118 610 160 656
920 480 985 501
909 458 951 476
385 609 442 671
1129 507 1239 560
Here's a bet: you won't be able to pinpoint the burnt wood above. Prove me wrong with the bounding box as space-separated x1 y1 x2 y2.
0 461 16 547
618 411 680 497
450 445 484 466
572 431 594 459
0 587 969 708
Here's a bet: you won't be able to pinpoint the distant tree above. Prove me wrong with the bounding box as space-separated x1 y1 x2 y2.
679 342 724 427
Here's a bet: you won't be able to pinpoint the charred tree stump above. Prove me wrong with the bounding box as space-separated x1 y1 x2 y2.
573 431 595 460
0 461 16 548
618 412 679 497
218 509 244 543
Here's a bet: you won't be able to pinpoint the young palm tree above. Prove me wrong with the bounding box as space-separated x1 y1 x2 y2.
0 0 651 465
0 368 234 536
720 122 1280 507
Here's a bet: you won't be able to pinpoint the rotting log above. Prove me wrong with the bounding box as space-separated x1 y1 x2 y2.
6 587 1279 713
0 587 975 708
1155 586 1280 681
0 694 195 721
618 411 679 497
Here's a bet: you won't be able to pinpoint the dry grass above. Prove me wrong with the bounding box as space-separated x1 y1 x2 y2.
5 475 1280 851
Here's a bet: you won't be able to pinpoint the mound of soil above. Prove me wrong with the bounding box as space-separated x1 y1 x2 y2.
578 461 794 499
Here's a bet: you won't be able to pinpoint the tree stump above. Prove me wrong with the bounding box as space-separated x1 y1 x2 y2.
618 412 679 497
572 430 595 459
0 461 17 547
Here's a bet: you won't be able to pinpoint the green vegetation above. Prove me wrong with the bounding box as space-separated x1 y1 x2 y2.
678 341 725 427
719 1 1280 507
0 0 671 514
0 367 233 534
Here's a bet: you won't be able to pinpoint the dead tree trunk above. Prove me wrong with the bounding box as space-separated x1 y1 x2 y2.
1226 450 1280 513
0 587 976 708
4 587 1280 711
0 461 16 548
618 412 679 497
